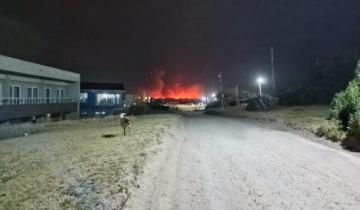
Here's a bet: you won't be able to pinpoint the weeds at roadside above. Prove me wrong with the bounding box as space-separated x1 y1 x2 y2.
316 121 346 142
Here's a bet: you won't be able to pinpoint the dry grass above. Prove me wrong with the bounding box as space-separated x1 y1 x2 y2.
215 105 331 133
0 114 179 210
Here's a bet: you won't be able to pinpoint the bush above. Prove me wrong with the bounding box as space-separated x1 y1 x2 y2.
316 122 345 142
246 95 276 111
205 101 221 109
342 111 360 151
330 60 360 151
341 137 360 151
128 102 171 115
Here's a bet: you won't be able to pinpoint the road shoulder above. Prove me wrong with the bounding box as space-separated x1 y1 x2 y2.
205 108 360 158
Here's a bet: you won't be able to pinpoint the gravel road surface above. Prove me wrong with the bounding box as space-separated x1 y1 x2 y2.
127 115 360 210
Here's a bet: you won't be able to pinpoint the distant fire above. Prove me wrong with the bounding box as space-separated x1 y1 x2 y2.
144 68 204 99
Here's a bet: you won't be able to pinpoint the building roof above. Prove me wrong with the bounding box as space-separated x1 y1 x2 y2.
0 54 80 82
81 82 126 91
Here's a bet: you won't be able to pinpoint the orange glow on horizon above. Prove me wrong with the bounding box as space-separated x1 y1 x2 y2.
145 69 204 99
149 83 203 99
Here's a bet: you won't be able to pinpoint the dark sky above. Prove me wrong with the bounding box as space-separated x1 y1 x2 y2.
1 0 360 92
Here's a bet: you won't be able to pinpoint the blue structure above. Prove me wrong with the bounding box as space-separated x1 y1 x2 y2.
80 83 126 117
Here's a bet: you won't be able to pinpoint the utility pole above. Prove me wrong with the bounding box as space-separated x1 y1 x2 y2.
217 72 224 110
270 46 276 94
235 85 239 107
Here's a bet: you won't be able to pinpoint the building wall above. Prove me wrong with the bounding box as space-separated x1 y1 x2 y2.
0 103 77 122
2 74 73 100
0 79 4 100
0 74 7 99
0 55 80 122
80 90 126 116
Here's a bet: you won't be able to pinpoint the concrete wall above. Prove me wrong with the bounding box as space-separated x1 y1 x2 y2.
0 103 77 121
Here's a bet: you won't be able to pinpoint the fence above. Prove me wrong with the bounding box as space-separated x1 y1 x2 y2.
236 99 248 110
0 98 77 105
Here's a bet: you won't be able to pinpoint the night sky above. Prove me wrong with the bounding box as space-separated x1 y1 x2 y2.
1 0 360 93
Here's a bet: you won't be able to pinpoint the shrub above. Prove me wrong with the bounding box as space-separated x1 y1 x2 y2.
246 95 277 111
342 111 360 151
330 60 360 151
128 102 172 115
316 122 345 142
341 137 360 151
205 101 221 109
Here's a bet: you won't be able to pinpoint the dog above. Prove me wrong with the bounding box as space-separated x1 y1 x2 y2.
120 113 132 135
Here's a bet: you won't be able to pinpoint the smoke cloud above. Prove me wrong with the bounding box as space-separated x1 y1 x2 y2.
143 68 204 99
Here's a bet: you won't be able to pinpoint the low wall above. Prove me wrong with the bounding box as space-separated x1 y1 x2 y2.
0 103 78 121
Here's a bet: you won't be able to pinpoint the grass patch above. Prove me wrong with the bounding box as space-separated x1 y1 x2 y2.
316 121 346 142
211 105 347 142
216 105 330 132
0 114 178 209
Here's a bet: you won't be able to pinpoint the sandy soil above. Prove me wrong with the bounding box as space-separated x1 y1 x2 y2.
127 114 360 210
0 114 179 210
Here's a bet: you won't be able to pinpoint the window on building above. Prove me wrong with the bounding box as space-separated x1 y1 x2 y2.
27 87 32 104
56 89 65 103
96 93 117 106
33 88 38 98
27 87 32 98
57 89 65 98
45 88 51 103
27 87 39 98
9 85 21 104
10 86 20 98
80 92 88 103
27 87 39 103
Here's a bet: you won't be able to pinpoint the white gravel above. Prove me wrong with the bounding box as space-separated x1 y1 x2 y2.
127 114 360 210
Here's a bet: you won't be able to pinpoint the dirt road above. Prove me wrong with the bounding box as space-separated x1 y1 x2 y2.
127 115 360 210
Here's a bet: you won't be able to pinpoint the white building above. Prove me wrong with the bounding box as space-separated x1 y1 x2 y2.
0 55 80 122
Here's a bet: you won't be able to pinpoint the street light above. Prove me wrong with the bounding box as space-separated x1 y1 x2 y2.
201 96 206 103
257 77 265 96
